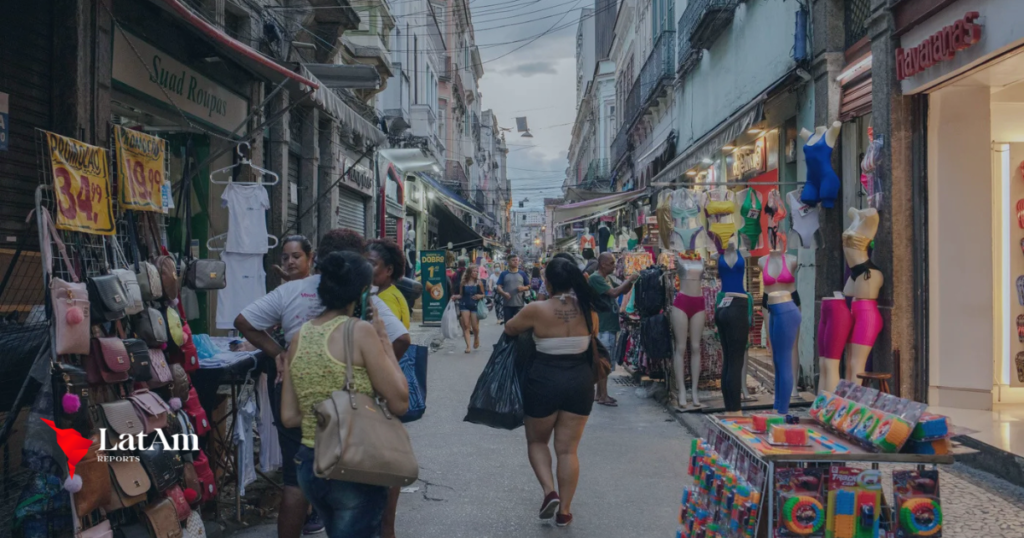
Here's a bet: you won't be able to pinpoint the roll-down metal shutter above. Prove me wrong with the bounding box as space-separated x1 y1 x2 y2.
286 152 300 233
335 189 365 233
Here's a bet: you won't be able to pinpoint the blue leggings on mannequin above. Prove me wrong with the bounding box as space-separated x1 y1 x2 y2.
768 301 801 413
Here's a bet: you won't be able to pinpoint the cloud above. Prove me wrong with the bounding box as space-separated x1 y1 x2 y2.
500 61 560 77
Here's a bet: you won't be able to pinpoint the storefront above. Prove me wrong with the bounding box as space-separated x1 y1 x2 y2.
335 152 374 237
897 1 1024 419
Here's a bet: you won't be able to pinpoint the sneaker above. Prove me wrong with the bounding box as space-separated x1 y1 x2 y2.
303 510 325 535
556 513 573 527
539 492 560 520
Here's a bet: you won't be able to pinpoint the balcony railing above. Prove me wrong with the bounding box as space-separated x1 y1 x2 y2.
579 159 612 192
613 30 674 169
680 0 738 52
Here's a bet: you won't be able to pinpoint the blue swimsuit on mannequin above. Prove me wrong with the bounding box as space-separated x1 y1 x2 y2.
718 254 745 294
800 135 840 208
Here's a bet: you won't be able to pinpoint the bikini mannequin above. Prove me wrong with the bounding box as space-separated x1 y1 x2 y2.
758 242 800 397
711 237 753 400
842 207 883 383
767 290 801 414
671 252 706 409
736 187 764 251
787 190 820 249
817 296 850 393
670 187 703 251
704 186 737 251
580 226 597 259
800 121 843 208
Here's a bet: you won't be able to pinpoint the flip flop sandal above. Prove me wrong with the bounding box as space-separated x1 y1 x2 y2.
1017 314 1024 343
597 399 618 407
1017 276 1024 306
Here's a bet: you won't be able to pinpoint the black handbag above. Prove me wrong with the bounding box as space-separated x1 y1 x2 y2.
138 439 184 492
54 362 93 435
132 307 168 347
640 313 673 361
123 338 153 382
88 273 129 322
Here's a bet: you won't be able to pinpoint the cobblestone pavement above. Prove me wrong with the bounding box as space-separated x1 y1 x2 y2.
940 462 1024 537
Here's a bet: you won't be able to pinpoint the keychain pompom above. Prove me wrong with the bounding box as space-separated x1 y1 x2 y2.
66 307 84 325
62 393 81 414
64 474 83 493
169 397 182 411
183 488 199 504
161 343 168 350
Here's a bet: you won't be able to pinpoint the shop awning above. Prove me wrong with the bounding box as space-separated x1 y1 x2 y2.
379 148 439 173
153 0 318 90
552 190 646 225
554 235 579 251
418 173 486 216
650 95 765 186
302 63 381 90
839 54 873 122
435 202 485 249
297 65 387 146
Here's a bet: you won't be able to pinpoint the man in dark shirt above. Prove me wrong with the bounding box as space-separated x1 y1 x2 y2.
496 254 530 322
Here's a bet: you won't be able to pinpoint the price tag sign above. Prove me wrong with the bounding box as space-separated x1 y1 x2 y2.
45 131 115 235
114 126 166 212
718 296 733 308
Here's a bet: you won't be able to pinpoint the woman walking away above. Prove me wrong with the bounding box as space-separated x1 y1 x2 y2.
274 235 314 282
504 258 600 527
530 266 547 301
280 251 410 538
452 264 485 353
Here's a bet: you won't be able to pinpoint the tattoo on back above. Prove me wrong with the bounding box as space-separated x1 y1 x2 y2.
554 308 579 323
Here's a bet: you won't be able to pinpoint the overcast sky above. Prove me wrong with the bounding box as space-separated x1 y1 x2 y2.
472 0 588 209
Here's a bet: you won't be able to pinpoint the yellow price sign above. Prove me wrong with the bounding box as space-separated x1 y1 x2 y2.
45 131 115 235
114 126 166 212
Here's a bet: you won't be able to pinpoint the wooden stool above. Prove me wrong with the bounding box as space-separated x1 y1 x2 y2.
857 372 891 394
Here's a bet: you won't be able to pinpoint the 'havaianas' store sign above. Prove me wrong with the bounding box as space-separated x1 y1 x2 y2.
112 30 249 135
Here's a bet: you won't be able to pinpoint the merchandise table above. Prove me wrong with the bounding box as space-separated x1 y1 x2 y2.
689 415 955 538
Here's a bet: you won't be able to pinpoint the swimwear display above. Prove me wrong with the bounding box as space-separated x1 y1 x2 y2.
762 256 796 286
718 254 746 294
761 290 801 309
850 299 883 347
801 134 841 208
767 300 801 413
787 191 820 248
671 191 703 250
706 199 737 249
818 299 853 360
672 292 705 318
739 189 763 248
764 189 787 250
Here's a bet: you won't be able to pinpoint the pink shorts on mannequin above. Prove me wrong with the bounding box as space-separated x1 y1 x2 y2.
818 300 853 359
850 299 883 346
672 293 704 318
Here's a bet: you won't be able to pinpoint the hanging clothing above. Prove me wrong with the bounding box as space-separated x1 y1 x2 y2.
801 134 840 208
764 190 787 250
598 226 611 253
705 199 736 249
717 253 746 294
739 189 762 248
216 253 267 329
671 191 703 251
257 373 282 473
234 390 258 496
787 191 820 248
221 183 271 254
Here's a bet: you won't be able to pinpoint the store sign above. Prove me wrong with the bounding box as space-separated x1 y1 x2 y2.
730 138 766 179
112 31 249 134
896 12 982 81
0 92 8 151
420 250 448 324
338 156 374 196
114 126 167 212
45 131 115 235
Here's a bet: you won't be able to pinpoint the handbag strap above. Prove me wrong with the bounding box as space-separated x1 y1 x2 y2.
178 139 195 261
126 212 142 272
38 210 80 283
342 317 357 393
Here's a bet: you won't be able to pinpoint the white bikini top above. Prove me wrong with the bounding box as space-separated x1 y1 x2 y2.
533 334 591 354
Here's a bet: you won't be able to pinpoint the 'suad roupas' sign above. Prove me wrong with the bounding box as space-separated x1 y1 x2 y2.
896 12 982 81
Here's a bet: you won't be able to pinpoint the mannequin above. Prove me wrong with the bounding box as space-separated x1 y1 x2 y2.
704 185 736 251
736 187 763 251
656 190 675 249
598 221 611 253
787 190 820 249
580 226 597 259
817 297 851 393
618 226 631 252
405 223 417 278
767 290 801 413
715 291 749 412
670 187 703 251
671 251 706 409
758 240 800 397
800 122 843 208
843 207 883 383
627 228 639 250
712 238 753 400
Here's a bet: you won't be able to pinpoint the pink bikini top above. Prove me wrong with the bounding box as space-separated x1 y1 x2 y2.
762 258 795 285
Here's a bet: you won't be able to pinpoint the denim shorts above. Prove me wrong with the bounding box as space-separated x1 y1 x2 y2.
295 446 389 538
598 331 618 371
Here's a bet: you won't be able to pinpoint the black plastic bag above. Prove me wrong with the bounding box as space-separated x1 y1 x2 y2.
464 333 525 430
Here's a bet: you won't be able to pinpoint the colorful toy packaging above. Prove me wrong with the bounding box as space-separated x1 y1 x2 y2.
910 414 950 441
775 468 826 538
751 413 786 434
813 381 932 453
893 470 941 538
826 466 882 538
768 425 811 446
679 438 763 538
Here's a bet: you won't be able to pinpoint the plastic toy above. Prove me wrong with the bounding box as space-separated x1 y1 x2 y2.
809 393 831 418
900 497 942 537
872 416 912 452
770 425 810 446
832 489 857 538
821 396 847 424
782 495 824 535
851 410 883 443
911 414 950 441
840 404 867 434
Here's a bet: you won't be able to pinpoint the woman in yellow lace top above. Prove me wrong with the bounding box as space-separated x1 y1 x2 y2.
280 251 409 537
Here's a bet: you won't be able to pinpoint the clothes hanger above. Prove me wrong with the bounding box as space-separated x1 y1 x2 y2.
210 142 280 185
206 232 279 252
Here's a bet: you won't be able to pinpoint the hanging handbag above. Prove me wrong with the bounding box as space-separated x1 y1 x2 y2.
76 520 113 538
110 238 144 315
476 298 489 320
192 450 217 502
127 211 163 302
142 498 183 538
139 440 184 493
87 273 129 323
73 435 112 517
55 362 94 435
114 524 149 538
183 511 206 538
165 306 185 347
40 210 91 355
312 319 419 487
182 463 201 503
123 338 153 382
168 321 200 373
103 459 150 511
128 389 171 434
182 386 211 436
86 337 130 385
162 485 191 522
170 363 191 403
176 142 227 292
132 307 168 347
147 348 174 388
99 400 144 438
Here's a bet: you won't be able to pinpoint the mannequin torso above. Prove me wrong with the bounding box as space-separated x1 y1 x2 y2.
800 122 843 208
712 243 746 294
670 188 703 251
676 257 704 296
759 251 798 296
842 207 883 299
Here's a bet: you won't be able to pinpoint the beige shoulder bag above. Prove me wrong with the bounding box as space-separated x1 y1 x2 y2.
312 318 419 487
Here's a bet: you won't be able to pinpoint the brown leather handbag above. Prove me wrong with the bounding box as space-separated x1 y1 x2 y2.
170 364 190 402
147 348 173 389
128 389 171 433
103 459 150 511
143 498 183 538
312 319 419 487
99 400 144 438
182 462 201 504
86 337 130 385
74 436 112 517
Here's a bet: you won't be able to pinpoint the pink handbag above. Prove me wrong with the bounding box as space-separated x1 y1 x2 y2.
128 389 171 433
40 211 90 355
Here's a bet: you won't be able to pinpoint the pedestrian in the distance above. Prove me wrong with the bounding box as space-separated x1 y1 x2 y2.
589 253 638 407
503 258 603 527
531 265 549 301
496 254 530 322
280 251 410 538
451 264 485 353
